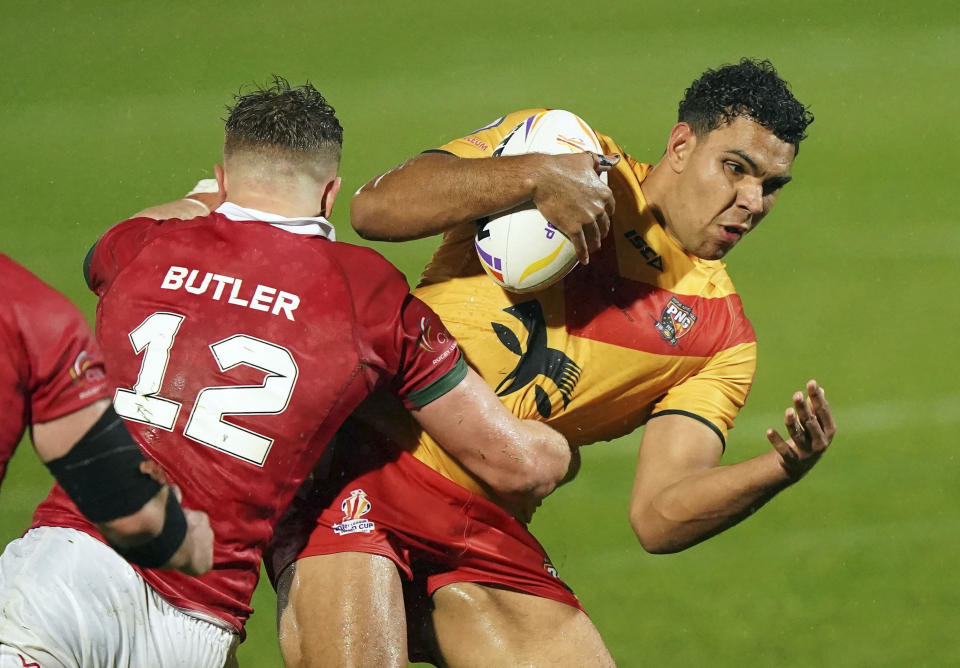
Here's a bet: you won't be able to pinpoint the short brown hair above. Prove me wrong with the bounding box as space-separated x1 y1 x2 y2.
224 76 343 165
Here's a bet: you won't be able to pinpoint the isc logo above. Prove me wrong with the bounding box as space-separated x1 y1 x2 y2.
624 230 663 271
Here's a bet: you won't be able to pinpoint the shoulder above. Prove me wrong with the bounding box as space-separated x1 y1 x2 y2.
703 267 756 349
325 242 406 284
97 215 168 248
2 253 47 291
87 216 190 293
98 212 238 251
1 257 97 372
3 255 82 321
320 242 411 316
437 109 548 157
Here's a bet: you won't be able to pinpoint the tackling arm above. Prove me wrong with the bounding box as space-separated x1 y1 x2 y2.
33 399 214 575
351 151 617 263
630 380 836 553
131 172 226 222
411 366 574 521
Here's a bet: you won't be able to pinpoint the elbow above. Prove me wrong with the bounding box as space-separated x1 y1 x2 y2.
498 435 572 500
498 454 565 500
629 507 684 555
524 430 574 496
350 193 387 240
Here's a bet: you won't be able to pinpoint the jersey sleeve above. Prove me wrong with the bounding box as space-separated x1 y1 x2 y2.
86 217 166 295
340 246 465 409
7 263 111 424
647 341 757 451
434 109 548 158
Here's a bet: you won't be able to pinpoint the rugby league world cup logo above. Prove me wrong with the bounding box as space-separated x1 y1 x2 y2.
332 489 376 536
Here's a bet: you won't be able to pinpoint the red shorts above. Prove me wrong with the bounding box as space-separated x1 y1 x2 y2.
266 432 582 613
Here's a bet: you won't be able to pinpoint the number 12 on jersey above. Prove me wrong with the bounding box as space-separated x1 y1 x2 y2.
113 312 299 466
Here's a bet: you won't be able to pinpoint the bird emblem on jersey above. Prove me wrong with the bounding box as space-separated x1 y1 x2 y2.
331 489 376 536
491 300 581 419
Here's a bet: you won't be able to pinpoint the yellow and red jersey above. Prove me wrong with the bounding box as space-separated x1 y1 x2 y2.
388 109 757 496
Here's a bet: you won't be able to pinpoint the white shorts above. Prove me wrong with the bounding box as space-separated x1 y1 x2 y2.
0 527 238 668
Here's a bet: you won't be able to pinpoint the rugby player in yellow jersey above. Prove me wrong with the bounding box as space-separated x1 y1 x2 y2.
269 58 837 666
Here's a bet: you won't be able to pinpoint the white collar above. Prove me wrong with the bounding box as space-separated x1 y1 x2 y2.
215 202 336 241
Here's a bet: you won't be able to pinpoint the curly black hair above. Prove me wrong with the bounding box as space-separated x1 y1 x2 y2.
678 59 813 150
224 75 343 160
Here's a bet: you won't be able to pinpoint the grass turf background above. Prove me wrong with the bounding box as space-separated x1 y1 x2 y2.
1 1 957 665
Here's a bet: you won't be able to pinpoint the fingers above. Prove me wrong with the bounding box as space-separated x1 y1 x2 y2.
534 152 617 265
184 508 214 576
769 380 836 482
583 220 604 256
784 405 807 451
765 427 795 464
807 379 837 439
597 208 612 243
569 156 615 263
568 229 590 265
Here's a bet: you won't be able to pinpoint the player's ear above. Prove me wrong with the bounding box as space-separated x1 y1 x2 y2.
214 164 227 197
320 176 340 218
321 177 342 218
666 122 696 173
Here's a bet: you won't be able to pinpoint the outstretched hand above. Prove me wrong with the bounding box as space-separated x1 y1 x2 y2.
766 380 837 482
532 152 618 265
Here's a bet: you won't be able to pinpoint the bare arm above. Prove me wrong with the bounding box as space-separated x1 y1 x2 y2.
131 172 225 221
351 151 617 264
133 198 211 221
410 367 573 519
32 399 214 575
630 380 836 554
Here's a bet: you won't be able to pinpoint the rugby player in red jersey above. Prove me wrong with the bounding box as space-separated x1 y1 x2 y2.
0 77 571 667
0 254 212 566
270 60 838 666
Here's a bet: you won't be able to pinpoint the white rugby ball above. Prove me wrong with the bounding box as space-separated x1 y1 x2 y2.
475 109 605 293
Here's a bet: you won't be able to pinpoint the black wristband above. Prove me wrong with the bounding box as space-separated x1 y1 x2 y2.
45 405 162 522
115 489 188 569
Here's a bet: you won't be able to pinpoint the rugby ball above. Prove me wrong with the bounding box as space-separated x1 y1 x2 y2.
475 109 605 293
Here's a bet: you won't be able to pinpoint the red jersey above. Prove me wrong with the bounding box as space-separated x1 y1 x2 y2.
0 254 110 487
31 206 464 634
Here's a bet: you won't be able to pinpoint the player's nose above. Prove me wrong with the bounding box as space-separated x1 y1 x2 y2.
736 181 764 216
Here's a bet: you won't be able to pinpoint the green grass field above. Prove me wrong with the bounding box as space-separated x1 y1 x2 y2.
2 1 957 665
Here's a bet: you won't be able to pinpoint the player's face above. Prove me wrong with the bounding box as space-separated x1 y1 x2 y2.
666 116 796 260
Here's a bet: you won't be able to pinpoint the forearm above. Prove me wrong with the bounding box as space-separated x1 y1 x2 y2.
96 485 169 548
631 449 792 554
412 368 572 503
132 197 210 221
480 417 573 501
351 152 544 240
131 177 223 221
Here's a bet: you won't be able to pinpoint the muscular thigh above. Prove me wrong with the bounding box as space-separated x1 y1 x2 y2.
276 552 407 668
431 582 616 668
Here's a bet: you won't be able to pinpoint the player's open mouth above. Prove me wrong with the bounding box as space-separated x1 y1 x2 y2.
721 225 744 242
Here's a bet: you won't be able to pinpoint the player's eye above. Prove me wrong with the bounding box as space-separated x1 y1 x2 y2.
724 161 745 175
